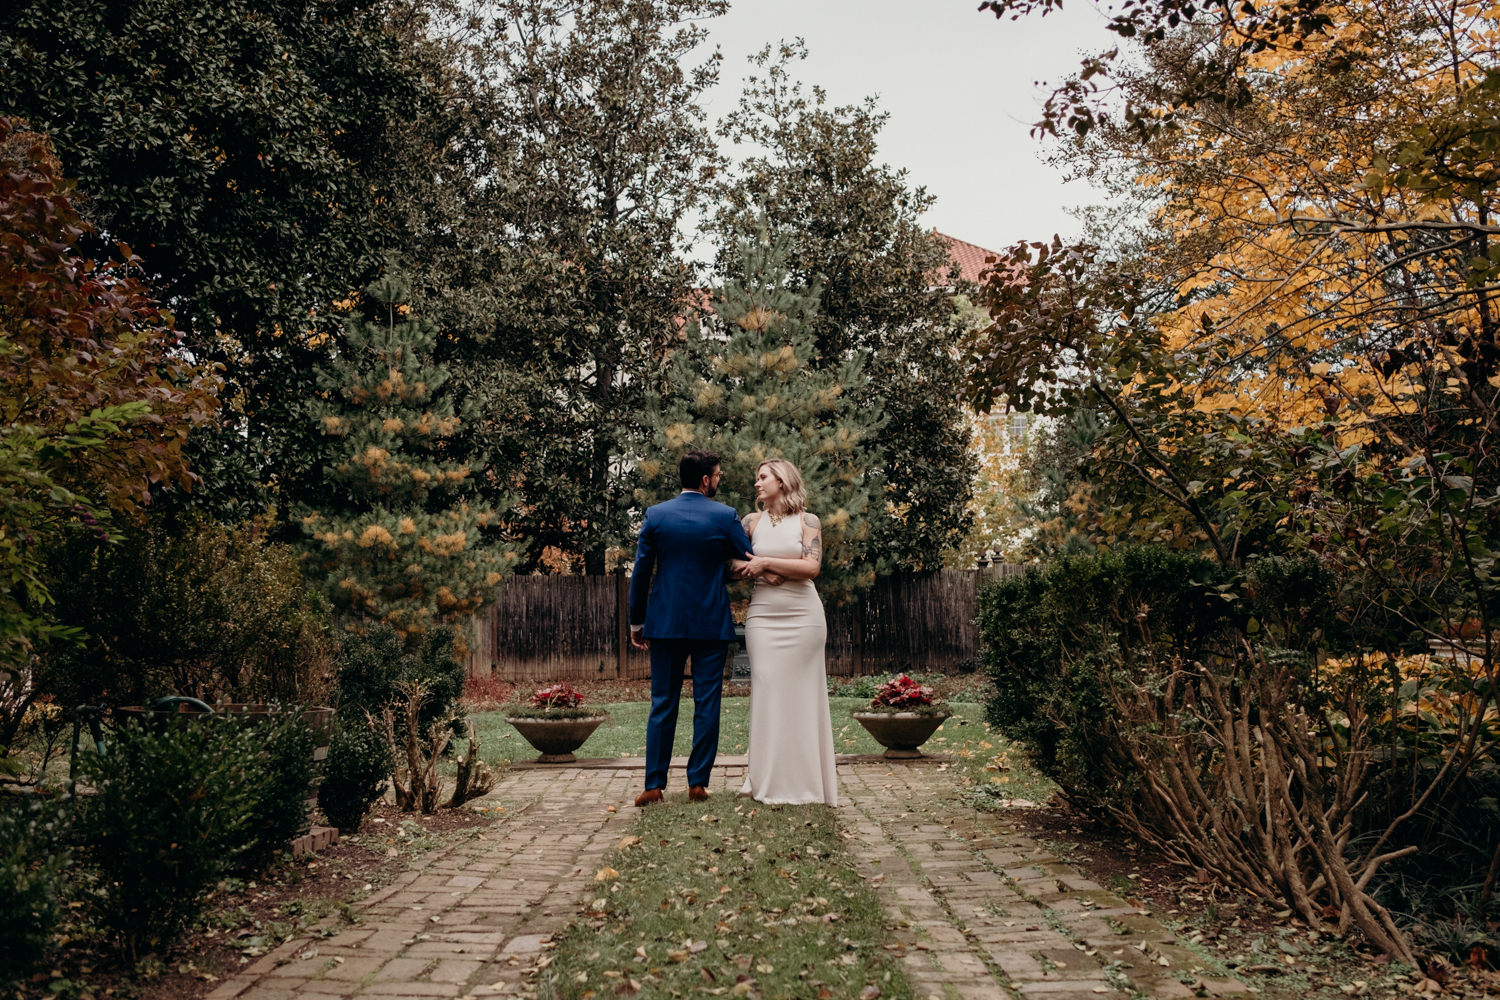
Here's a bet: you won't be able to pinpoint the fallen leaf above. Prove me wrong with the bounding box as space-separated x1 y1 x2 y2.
859 987 881 1000
574 972 588 983
596 867 620 881
756 964 773 974
619 836 642 848
668 950 689 963
689 941 708 954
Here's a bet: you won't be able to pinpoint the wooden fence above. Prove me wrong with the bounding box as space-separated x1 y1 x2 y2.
465 565 1029 682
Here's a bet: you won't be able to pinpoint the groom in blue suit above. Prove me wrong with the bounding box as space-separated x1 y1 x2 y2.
628 449 754 806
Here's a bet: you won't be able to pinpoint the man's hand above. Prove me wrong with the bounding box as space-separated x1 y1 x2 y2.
630 631 650 652
760 571 786 586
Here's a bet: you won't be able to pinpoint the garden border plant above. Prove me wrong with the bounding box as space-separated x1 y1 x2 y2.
0 796 69 986
976 546 1484 965
319 722 393 834
78 715 268 960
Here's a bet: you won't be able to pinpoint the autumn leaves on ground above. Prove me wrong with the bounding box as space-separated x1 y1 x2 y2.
547 801 903 1000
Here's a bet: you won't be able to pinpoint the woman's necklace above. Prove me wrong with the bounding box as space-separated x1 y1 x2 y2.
767 508 788 526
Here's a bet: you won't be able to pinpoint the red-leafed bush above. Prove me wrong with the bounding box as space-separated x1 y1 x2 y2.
530 683 585 710
871 674 935 710
463 674 515 712
0 118 220 513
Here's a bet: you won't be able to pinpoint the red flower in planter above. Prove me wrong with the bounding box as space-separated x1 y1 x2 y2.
530 683 585 710
871 674 935 709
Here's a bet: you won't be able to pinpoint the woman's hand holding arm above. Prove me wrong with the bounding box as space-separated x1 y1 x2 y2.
740 514 822 581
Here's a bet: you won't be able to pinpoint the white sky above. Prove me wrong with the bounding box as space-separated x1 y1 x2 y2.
696 0 1117 256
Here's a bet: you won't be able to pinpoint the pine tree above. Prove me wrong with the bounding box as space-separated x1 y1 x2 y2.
298 268 518 638
637 233 884 604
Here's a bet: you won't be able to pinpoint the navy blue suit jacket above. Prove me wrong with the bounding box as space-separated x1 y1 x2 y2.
629 492 754 641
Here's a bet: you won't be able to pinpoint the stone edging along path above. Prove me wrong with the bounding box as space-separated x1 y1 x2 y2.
206 760 1253 1000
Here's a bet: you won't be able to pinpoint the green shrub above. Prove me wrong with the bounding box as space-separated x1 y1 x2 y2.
978 546 1238 805
0 797 69 986
39 515 336 712
336 622 465 732
978 547 1342 809
239 713 318 872
319 724 392 834
79 718 266 959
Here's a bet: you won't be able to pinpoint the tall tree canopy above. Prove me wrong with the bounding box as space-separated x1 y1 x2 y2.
457 0 729 574
0 0 465 523
712 42 976 571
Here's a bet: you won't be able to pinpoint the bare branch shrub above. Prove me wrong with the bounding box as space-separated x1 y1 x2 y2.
1100 644 1425 963
446 718 497 808
377 679 452 814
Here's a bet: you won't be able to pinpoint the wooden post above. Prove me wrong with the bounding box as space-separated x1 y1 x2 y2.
615 571 628 680
852 600 864 676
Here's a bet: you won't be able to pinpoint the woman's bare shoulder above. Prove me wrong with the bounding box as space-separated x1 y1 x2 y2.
742 511 761 531
802 512 821 528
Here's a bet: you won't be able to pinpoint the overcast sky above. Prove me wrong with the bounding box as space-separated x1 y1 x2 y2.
694 0 1117 256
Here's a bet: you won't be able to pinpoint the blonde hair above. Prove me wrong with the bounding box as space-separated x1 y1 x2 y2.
755 459 808 516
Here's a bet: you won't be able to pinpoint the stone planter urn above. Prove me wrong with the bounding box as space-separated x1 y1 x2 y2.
850 711 951 759
506 715 609 763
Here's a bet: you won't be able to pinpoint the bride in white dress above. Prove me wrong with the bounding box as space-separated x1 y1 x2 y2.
736 460 839 806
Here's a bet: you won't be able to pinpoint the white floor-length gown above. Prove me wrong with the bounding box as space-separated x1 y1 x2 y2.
739 512 839 805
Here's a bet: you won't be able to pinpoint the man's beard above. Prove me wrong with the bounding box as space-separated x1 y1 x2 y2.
702 483 718 498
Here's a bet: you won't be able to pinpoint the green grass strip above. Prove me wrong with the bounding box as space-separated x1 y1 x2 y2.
544 797 911 1000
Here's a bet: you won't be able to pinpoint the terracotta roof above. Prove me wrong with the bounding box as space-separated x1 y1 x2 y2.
933 229 1003 285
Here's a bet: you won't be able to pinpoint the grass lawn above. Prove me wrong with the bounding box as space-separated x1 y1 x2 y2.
543 797 911 1000
470 697 989 764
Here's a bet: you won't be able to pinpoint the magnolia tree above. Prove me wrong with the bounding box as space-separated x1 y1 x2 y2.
637 234 883 604
298 269 518 641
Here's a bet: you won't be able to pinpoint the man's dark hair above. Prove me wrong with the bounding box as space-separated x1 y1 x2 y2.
679 449 722 489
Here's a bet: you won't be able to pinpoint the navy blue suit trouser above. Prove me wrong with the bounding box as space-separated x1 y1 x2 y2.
645 638 727 790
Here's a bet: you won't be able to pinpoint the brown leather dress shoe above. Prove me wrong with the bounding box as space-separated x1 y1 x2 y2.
635 788 664 807
688 786 709 802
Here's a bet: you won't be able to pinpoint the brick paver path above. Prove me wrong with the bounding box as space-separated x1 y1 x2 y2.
210 759 1249 1000
838 761 1250 1000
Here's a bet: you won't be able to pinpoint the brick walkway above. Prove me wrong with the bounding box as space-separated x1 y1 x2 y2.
838 761 1250 1000
209 759 1249 1000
